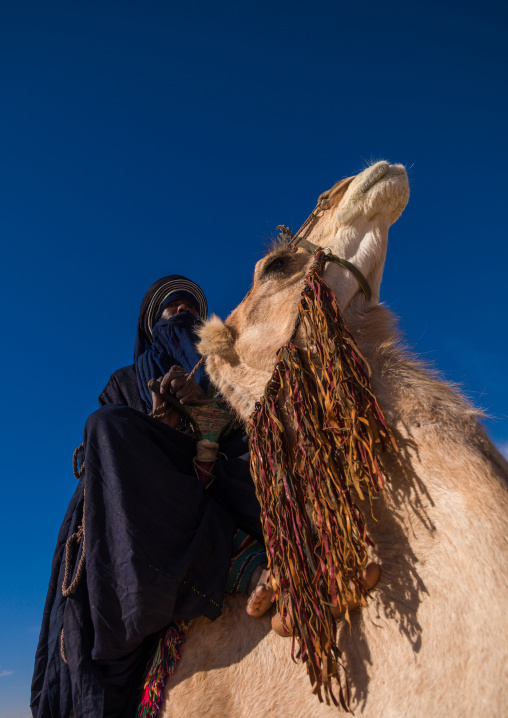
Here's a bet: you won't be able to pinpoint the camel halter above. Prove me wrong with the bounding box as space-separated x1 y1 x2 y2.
277 205 372 302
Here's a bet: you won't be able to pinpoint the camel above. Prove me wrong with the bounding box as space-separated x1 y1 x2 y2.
159 162 508 717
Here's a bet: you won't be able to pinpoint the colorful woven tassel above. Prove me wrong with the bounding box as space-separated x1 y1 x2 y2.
247 252 396 709
137 620 190 718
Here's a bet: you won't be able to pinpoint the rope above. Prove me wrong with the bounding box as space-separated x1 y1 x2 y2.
61 448 87 662
289 206 321 247
186 356 204 382
62 487 86 598
60 629 68 664
73 443 85 479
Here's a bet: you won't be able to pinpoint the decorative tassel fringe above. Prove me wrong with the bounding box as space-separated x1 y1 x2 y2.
247 252 396 709
137 620 191 718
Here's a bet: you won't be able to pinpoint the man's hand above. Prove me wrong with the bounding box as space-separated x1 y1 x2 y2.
151 365 206 428
160 366 205 405
151 374 181 428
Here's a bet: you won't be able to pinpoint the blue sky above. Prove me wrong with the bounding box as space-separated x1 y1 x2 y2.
1 1 507 715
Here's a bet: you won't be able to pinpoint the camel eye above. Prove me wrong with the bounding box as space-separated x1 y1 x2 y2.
264 256 291 276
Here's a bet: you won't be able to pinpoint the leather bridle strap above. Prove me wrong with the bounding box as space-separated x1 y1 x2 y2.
290 233 372 302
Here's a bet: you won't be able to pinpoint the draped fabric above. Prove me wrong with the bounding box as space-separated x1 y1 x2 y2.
98 365 146 414
31 407 260 718
135 314 210 412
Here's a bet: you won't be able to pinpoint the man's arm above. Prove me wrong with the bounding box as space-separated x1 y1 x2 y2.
98 366 147 413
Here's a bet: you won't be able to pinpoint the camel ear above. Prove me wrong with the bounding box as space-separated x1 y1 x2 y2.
196 315 236 358
317 176 355 210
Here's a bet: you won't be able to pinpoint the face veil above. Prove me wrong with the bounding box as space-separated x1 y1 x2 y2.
134 276 209 411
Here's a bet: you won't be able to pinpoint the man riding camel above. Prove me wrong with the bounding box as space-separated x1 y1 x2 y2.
31 275 377 718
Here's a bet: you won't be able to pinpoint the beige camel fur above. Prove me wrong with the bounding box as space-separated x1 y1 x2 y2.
160 162 508 717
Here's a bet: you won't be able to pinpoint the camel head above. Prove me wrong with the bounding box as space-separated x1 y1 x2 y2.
197 161 410 419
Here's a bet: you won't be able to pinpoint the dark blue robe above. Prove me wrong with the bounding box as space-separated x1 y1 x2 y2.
31 366 263 718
